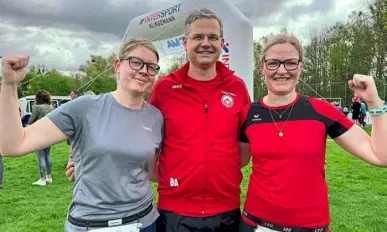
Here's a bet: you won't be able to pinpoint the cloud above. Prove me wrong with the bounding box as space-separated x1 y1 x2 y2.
0 22 120 71
0 0 363 72
252 0 362 44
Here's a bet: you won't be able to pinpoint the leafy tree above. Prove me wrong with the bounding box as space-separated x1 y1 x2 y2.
27 70 75 96
76 54 117 94
14 65 75 97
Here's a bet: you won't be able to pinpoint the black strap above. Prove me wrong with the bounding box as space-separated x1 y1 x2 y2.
242 210 329 232
68 203 153 228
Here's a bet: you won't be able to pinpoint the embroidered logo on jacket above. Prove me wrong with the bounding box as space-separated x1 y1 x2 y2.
221 94 234 108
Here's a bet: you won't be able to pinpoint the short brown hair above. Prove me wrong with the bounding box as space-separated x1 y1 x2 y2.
261 33 304 61
71 90 80 96
184 8 224 37
119 37 159 61
35 90 52 105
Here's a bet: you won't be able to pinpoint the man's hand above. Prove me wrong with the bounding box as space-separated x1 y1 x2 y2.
65 161 75 182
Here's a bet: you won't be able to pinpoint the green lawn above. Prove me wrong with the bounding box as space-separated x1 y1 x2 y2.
0 133 386 232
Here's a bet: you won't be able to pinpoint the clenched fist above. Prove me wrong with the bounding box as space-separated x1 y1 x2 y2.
348 74 383 108
1 55 30 85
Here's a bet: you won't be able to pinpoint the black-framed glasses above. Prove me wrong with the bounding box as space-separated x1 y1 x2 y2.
264 59 302 71
120 56 160 76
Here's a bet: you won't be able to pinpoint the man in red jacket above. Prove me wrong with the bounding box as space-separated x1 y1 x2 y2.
148 7 251 232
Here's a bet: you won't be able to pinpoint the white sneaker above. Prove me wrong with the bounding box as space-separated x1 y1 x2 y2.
32 179 46 186
46 178 53 183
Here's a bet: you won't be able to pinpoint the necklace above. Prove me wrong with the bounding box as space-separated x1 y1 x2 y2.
268 104 295 137
271 105 292 119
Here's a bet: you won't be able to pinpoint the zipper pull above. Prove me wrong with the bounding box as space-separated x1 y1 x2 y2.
204 105 208 113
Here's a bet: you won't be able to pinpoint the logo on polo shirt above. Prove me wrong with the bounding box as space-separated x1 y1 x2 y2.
172 84 182 89
143 126 152 132
252 114 261 121
170 178 179 187
221 94 234 108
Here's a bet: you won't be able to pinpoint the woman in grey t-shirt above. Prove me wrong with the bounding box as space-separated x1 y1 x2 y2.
0 37 163 232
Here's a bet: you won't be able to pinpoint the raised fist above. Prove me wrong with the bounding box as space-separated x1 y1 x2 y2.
1 55 30 85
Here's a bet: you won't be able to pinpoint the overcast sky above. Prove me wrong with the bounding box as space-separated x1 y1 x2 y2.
0 0 363 73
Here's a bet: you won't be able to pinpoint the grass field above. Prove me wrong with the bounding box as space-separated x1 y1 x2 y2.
0 130 386 232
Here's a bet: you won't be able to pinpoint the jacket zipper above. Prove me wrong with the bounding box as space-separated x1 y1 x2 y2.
200 84 228 216
202 104 209 215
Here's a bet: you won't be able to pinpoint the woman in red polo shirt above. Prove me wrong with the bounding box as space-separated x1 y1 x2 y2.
239 33 387 232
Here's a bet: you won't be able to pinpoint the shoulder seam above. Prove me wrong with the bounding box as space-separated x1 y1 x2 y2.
232 77 250 99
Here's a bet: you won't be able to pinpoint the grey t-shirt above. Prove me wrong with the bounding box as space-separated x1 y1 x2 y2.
47 93 163 228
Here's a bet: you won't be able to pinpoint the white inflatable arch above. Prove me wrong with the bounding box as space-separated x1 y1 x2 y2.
123 0 254 99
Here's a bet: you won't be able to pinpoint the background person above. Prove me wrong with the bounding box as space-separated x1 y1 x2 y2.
28 90 54 186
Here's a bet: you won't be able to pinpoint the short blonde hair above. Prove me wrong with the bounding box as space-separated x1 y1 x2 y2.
261 33 304 61
119 37 159 61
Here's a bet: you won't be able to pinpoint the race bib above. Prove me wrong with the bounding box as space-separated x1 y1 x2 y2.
254 226 280 232
91 223 142 232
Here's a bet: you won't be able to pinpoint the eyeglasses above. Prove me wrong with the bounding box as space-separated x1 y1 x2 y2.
120 56 160 76
187 34 222 42
264 59 302 71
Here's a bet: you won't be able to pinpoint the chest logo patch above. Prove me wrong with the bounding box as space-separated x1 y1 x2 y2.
221 94 234 108
143 125 152 132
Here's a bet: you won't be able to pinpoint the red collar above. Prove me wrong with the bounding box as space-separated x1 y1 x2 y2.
171 61 235 83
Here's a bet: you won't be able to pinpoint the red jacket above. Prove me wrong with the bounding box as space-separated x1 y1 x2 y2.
148 61 251 217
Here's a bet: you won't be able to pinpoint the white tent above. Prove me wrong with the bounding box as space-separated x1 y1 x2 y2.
122 0 254 99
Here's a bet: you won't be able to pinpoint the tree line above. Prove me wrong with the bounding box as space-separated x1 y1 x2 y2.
10 54 117 98
253 0 386 107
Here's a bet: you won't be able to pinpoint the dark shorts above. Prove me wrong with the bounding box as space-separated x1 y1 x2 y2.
351 102 361 120
156 208 240 232
352 111 360 120
239 218 255 232
141 221 156 232
239 217 332 232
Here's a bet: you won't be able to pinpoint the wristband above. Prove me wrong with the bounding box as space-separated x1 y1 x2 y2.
369 105 386 116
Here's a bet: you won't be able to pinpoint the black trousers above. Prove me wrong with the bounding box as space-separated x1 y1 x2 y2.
239 217 331 232
156 208 241 232
239 218 255 232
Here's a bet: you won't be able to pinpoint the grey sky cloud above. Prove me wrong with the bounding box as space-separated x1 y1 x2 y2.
0 0 362 71
0 0 163 38
0 0 338 38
